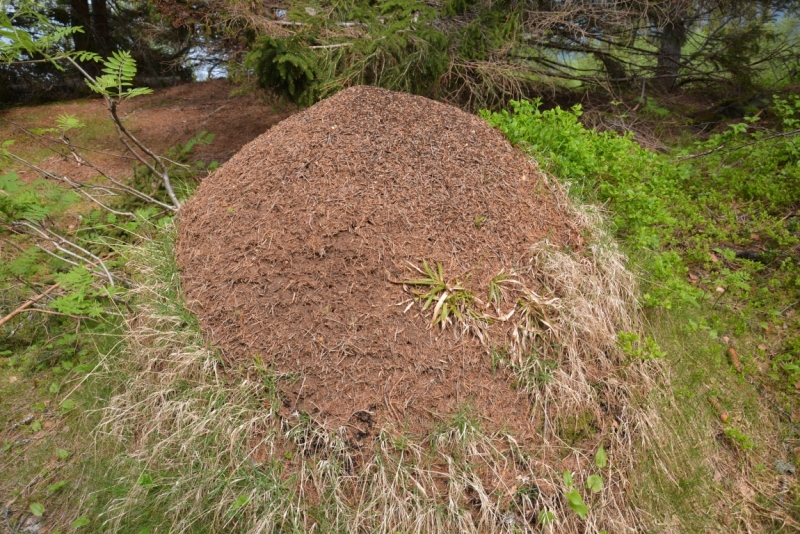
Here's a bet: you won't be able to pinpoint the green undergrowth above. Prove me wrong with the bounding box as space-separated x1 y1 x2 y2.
484 96 800 530
0 118 216 530
243 0 560 109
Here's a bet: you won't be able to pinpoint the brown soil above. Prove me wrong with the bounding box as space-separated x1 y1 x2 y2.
1 79 293 183
177 86 582 442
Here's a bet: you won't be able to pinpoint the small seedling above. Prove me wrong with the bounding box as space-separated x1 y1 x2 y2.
474 215 487 228
617 332 665 359
47 480 66 494
404 260 475 329
563 470 574 488
488 272 509 305
538 509 556 525
586 474 603 493
563 469 589 519
71 516 91 529
565 488 588 519
227 494 250 517
724 427 754 450
595 445 607 468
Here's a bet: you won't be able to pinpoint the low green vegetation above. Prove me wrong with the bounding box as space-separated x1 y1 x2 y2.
483 96 800 390
0 23 219 528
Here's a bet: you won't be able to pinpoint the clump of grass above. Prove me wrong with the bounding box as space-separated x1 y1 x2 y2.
404 260 473 325
402 259 489 342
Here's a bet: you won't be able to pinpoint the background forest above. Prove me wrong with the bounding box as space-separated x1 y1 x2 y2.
1 0 800 532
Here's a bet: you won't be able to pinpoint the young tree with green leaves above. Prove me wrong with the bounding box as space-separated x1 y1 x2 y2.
0 0 204 360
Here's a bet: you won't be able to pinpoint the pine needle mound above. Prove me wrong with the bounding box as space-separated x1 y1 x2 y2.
178 86 574 432
177 85 637 427
172 86 651 531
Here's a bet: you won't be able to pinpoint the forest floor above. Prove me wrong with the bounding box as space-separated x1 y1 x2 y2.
0 79 293 183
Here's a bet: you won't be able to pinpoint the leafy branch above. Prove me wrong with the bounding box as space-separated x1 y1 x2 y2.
1 1 180 211
64 53 180 209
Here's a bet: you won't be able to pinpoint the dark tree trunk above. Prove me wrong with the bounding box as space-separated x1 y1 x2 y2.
596 52 627 83
655 17 686 91
69 0 91 52
93 0 111 57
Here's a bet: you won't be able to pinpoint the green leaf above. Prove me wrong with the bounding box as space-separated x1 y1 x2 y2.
122 87 153 99
228 494 250 516
32 402 46 411
47 480 66 493
564 489 588 519
29 502 45 517
538 509 555 525
55 114 85 132
49 382 60 394
595 445 607 468
137 472 153 486
586 474 603 493
60 399 75 411
562 469 574 488
57 449 70 460
71 515 91 529
31 421 42 431
0 172 21 193
54 266 94 292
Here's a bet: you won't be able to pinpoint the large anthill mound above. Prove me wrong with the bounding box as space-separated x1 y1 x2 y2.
177 87 634 446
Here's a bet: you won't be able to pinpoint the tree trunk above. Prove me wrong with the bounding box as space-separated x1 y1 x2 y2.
69 0 91 52
596 52 627 83
655 17 686 91
92 0 111 57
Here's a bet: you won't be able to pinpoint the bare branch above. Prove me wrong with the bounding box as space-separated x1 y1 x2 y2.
678 128 800 161
4 152 136 217
0 282 61 328
19 220 117 287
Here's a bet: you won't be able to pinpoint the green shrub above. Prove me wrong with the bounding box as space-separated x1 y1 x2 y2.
246 35 320 106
